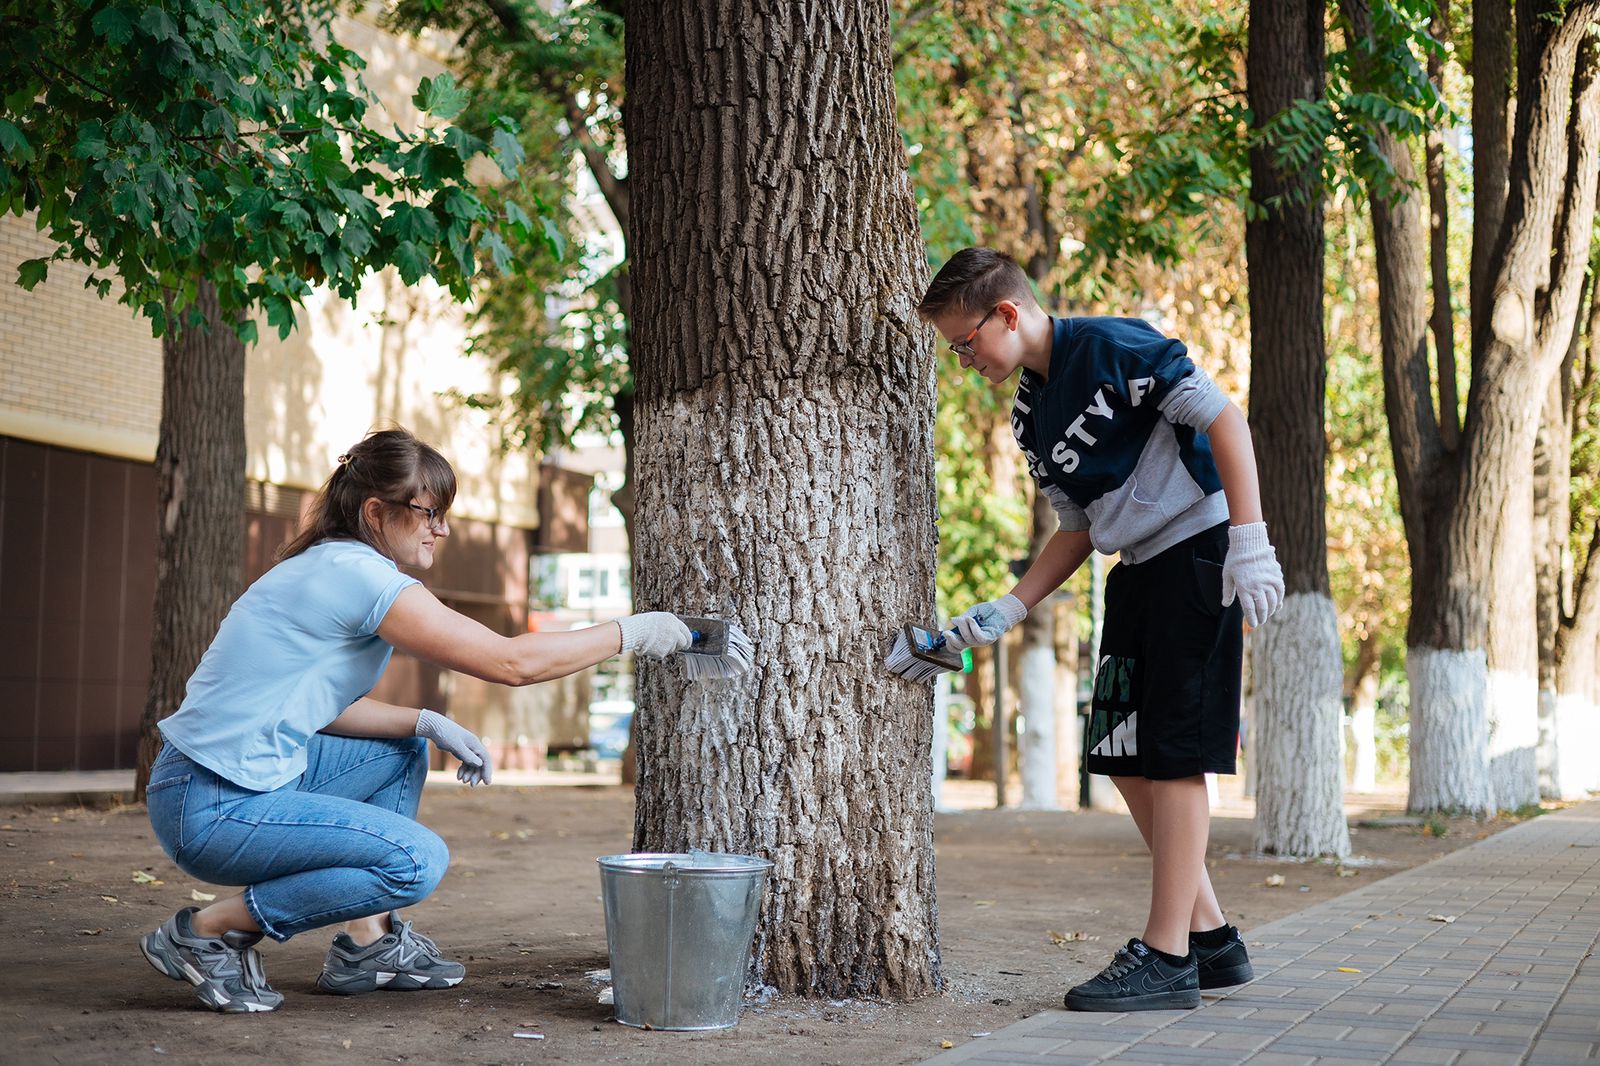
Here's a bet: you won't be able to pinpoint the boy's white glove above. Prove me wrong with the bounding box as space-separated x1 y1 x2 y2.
415 709 493 786
1222 522 1285 628
616 612 694 658
946 593 1028 650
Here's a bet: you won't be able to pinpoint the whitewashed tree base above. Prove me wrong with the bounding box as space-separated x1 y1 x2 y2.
1487 667 1540 810
1251 593 1350 858
1407 646 1491 814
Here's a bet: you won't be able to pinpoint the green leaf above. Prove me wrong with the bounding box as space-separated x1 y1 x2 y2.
412 72 470 120
540 216 566 258
138 8 180 43
490 127 525 178
479 231 513 275
16 258 48 290
393 241 430 284
90 7 135 45
0 120 33 162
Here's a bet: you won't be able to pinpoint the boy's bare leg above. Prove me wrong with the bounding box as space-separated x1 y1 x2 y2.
1111 775 1227 936
1146 776 1213 955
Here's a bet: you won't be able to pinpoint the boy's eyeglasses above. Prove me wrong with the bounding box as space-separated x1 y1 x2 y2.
950 306 998 359
401 501 447 530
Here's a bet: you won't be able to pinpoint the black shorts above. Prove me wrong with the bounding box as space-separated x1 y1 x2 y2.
1084 522 1243 780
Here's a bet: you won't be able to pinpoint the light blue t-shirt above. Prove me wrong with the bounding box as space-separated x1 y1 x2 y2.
158 539 421 790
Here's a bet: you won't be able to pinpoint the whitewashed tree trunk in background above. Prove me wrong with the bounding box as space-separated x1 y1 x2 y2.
1054 598 1081 810
1246 0 1347 857
1344 0 1600 815
1407 647 1492 812
624 0 941 998
1017 639 1057 809
1348 667 1378 793
1251 595 1350 857
1017 491 1058 809
1486 465 1542 809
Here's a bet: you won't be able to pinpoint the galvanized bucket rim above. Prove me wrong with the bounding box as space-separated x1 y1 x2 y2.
597 851 774 877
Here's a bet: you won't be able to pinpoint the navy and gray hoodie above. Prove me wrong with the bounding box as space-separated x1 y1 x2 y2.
1012 316 1230 563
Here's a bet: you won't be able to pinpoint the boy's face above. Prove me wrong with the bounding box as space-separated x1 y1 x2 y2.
931 300 1023 385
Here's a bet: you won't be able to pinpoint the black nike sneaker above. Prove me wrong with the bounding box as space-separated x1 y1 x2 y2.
1064 938 1200 1011
1191 924 1254 989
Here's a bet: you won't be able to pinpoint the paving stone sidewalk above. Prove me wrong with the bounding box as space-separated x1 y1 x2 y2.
923 800 1600 1065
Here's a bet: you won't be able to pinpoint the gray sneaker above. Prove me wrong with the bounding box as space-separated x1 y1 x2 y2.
140 906 284 1013
316 912 465 994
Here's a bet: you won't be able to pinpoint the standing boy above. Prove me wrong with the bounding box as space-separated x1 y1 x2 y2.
918 248 1283 1011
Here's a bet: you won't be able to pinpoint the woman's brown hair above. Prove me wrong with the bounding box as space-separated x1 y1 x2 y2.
279 426 457 561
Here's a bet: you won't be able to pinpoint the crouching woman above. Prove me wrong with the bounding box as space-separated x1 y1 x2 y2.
140 427 688 1012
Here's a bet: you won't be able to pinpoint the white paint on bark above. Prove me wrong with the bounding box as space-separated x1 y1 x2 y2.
1486 667 1539 810
1407 646 1491 813
1347 697 1377 793
1251 593 1349 858
1548 690 1600 799
1017 642 1058 809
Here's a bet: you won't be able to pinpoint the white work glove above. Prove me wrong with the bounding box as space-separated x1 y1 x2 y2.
616 612 694 658
945 593 1028 651
1222 522 1285 629
415 709 493 786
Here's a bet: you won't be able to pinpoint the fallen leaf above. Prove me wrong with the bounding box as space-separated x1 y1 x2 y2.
100 895 119 904
132 870 163 885
1048 929 1090 945
1336 967 1361 973
340 1039 351 1049
77 928 105 936
1337 867 1358 878
973 899 996 908
940 1040 953 1049
190 889 216 902
1426 914 1457 923
1265 874 1286 887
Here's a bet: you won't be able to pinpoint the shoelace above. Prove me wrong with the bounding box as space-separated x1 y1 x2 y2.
1096 946 1144 983
392 918 443 961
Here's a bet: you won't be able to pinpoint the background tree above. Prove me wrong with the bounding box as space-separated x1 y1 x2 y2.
1 0 523 795
624 0 941 997
1539 237 1600 799
1341 0 1600 813
1243 0 1350 857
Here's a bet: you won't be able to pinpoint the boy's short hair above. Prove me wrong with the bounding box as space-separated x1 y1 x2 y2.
917 247 1038 320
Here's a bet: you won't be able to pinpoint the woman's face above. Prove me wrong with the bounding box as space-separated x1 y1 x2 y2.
379 494 449 570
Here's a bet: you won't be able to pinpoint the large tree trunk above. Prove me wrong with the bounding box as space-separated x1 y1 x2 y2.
1246 0 1349 857
1016 490 1057 809
1349 0 1600 814
133 280 247 798
624 0 941 998
1481 10 1600 809
1549 262 1600 799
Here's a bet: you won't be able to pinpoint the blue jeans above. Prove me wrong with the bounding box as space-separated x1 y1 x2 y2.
146 733 447 941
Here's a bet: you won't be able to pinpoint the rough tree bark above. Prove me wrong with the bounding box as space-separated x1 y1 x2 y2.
624 0 942 997
1347 0 1600 812
1544 262 1600 799
1245 0 1349 857
133 280 247 798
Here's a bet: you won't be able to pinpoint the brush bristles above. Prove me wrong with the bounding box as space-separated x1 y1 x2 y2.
884 631 957 682
682 620 755 681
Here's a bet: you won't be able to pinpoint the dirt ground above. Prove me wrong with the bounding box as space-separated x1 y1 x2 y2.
0 778 1534 1066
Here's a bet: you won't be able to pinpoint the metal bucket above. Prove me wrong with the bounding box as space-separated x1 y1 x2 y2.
597 850 773 1031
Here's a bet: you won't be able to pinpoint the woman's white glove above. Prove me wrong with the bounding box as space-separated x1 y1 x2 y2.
1222 522 1285 629
945 593 1028 651
415 709 493 786
616 612 694 658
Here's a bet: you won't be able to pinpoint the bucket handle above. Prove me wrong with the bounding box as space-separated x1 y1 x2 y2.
661 860 681 890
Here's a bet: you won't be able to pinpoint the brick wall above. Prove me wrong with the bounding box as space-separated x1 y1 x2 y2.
0 217 162 460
